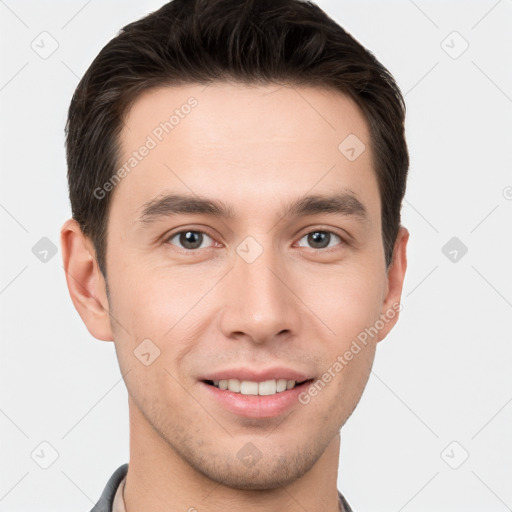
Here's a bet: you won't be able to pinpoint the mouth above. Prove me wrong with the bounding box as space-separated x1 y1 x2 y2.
200 377 315 418
198 367 316 418
202 378 313 396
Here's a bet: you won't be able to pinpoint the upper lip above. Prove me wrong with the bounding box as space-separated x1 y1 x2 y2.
200 367 313 383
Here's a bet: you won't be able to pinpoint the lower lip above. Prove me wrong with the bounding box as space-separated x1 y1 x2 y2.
200 380 313 419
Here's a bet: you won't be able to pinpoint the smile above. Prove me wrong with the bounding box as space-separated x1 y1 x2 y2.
204 378 310 396
201 378 315 418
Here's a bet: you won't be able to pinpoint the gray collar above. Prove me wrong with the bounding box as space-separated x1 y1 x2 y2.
90 463 354 512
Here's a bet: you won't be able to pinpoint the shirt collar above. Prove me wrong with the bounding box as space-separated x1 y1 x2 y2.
110 470 353 512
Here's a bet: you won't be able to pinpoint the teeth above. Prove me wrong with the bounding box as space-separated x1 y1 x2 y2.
228 378 241 393
258 380 276 395
212 378 301 395
241 380 259 395
276 379 287 392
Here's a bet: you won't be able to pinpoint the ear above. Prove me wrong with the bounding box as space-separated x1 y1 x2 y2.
376 226 409 342
60 218 114 341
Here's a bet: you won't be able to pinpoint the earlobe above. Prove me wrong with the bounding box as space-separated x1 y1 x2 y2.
377 226 409 342
60 218 114 341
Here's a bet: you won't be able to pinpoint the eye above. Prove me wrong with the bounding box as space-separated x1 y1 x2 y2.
166 230 216 251
296 230 344 250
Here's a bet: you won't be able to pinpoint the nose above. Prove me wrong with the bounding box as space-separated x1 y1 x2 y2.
217 236 303 345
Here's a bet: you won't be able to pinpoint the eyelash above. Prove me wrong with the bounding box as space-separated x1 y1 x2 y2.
164 227 347 253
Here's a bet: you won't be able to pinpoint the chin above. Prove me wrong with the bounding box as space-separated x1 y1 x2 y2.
200 465 308 490
188 443 322 491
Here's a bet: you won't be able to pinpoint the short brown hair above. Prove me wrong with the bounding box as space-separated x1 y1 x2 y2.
65 0 408 277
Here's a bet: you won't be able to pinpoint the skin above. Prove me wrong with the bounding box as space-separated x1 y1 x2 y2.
61 82 408 512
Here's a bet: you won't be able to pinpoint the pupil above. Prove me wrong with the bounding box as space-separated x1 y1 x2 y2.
181 231 202 249
309 231 329 249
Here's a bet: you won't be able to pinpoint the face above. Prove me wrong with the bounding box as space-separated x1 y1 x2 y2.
68 82 407 490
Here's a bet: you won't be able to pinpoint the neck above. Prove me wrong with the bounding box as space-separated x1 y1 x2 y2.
123 397 344 512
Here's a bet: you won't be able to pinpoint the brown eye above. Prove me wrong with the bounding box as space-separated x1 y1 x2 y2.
167 230 214 250
296 230 343 250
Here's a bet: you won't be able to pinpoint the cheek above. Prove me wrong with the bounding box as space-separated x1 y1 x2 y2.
107 261 211 383
107 256 191 335
299 264 384 394
108 273 197 408
300 262 385 336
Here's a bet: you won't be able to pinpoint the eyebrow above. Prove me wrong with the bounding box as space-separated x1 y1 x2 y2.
137 190 368 225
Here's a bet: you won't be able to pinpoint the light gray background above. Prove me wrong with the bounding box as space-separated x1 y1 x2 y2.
1 1 511 511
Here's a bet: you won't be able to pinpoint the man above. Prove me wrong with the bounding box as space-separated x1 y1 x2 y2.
61 0 409 510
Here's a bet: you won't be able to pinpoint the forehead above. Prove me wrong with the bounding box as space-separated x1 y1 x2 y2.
122 82 370 155
112 82 379 223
